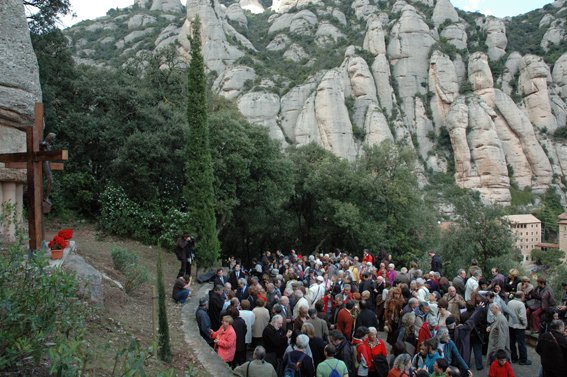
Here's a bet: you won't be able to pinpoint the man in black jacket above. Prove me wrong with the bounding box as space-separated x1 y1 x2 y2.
429 250 443 275
175 233 194 277
229 307 248 366
329 330 354 377
263 314 291 370
536 319 567 377
208 284 226 331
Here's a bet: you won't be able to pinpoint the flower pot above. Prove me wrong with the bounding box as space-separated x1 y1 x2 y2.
51 248 64 260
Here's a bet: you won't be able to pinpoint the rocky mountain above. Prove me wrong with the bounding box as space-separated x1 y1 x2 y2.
65 0 567 205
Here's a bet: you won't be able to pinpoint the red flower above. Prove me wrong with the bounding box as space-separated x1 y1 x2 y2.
49 235 69 250
58 229 73 240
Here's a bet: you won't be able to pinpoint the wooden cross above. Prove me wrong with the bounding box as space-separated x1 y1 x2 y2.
0 103 67 250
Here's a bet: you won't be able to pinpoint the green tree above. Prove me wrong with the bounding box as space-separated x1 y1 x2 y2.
439 196 521 277
156 252 172 362
184 17 220 268
25 0 72 33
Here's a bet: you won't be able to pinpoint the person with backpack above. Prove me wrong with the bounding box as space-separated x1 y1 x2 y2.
352 326 372 377
281 334 315 377
317 344 349 377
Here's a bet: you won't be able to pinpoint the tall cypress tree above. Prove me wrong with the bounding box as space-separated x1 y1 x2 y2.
156 251 172 362
185 17 220 269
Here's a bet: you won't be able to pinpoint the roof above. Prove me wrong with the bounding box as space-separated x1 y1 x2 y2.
536 243 560 249
502 214 541 224
559 212 567 221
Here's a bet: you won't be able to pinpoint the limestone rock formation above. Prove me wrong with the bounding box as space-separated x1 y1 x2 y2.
62 0 567 204
150 0 184 13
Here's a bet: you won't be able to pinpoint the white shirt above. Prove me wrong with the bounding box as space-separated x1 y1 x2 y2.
239 309 256 344
309 283 325 308
293 297 309 319
465 276 479 301
417 286 429 302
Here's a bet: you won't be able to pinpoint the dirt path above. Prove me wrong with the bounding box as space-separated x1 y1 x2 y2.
46 221 212 377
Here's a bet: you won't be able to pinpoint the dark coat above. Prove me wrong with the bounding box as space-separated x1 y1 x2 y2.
355 308 379 330
335 339 355 377
431 254 443 274
213 275 227 288
233 317 247 352
281 350 315 377
196 307 213 345
309 336 327 366
536 330 567 377
209 291 225 331
263 324 288 359
229 270 245 288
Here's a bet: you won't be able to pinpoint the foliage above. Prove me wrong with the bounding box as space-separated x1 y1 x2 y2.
111 247 138 272
554 126 567 140
48 339 89 377
124 264 149 294
156 252 172 362
438 196 521 277
111 337 175 377
25 0 72 34
532 188 564 242
0 242 86 370
532 247 564 267
185 17 221 269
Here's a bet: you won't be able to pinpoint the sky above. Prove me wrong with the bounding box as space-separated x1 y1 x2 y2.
61 0 553 27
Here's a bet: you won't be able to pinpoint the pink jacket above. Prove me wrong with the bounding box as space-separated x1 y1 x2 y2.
211 325 236 362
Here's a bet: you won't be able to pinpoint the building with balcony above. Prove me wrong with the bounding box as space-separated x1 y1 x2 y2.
502 214 542 263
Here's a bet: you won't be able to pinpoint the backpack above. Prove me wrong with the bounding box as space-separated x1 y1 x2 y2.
328 360 342 377
283 352 306 377
372 354 389 377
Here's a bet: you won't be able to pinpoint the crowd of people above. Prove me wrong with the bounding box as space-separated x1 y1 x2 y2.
184 248 567 377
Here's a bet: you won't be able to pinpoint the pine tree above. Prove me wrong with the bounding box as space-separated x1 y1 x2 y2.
184 17 220 269
156 251 172 362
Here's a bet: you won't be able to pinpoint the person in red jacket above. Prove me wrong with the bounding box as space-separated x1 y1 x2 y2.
488 349 515 377
362 249 373 265
367 326 388 376
210 315 237 363
416 316 439 350
352 327 373 377
336 301 355 341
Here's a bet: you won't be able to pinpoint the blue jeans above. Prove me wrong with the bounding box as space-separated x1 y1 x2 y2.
510 327 528 362
174 289 190 304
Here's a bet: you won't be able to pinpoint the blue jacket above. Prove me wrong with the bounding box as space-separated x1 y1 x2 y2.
424 351 442 373
439 339 469 370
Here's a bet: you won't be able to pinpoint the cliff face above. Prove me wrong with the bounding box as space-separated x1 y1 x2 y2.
65 0 567 205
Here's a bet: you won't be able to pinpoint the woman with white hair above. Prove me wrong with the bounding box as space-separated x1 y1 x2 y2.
388 353 412 377
280 333 315 377
436 327 470 375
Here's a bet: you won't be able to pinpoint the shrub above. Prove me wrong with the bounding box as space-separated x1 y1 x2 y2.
0 242 86 370
156 252 172 362
111 247 138 272
123 264 149 294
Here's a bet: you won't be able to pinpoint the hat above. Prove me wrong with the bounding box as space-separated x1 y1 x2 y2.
316 276 324 282
445 316 456 327
199 296 208 306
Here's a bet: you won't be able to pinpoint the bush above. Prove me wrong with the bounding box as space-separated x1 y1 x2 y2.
124 264 149 294
111 246 138 272
0 242 86 370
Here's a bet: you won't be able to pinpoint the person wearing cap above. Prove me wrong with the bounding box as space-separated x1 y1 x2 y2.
196 296 214 346
308 308 329 342
309 276 326 308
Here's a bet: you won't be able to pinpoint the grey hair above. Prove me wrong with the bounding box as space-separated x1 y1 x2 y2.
393 353 411 371
254 346 266 361
491 302 501 311
437 327 449 339
238 277 247 286
408 297 418 305
416 278 425 286
550 319 565 332
271 314 283 324
457 269 465 275
295 290 304 298
368 327 378 335
295 334 310 349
